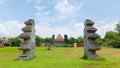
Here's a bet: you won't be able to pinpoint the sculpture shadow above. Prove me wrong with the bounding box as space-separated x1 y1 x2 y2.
80 56 106 61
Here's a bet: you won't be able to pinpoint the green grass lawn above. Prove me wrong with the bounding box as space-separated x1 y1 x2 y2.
0 47 120 68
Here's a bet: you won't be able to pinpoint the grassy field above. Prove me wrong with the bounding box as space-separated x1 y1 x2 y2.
0 47 120 68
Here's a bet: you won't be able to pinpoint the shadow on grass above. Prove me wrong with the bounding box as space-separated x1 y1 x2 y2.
80 56 106 61
14 56 36 61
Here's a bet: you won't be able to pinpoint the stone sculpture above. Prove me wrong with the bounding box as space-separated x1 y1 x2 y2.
84 19 101 58
18 19 35 60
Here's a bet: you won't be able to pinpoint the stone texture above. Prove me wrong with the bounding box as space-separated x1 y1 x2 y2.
84 19 101 58
18 19 35 60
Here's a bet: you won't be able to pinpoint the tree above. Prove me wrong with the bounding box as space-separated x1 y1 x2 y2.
104 31 120 48
95 38 103 45
103 22 120 48
64 34 69 47
104 31 118 40
45 38 54 44
76 36 84 43
115 22 120 34
45 38 55 50
114 22 120 47
52 34 55 39
68 37 76 47
35 35 45 47
68 37 76 43
51 34 55 44
8 37 21 46
35 35 45 43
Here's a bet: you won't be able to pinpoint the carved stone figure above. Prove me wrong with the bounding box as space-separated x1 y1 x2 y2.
84 19 101 58
18 19 35 60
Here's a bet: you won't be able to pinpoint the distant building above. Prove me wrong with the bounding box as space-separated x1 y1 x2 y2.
0 37 10 47
55 34 64 45
0 37 4 47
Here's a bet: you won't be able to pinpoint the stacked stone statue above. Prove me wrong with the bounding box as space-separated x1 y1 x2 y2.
18 19 35 60
84 19 101 58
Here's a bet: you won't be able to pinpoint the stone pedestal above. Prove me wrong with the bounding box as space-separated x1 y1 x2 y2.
84 19 101 58
18 19 35 60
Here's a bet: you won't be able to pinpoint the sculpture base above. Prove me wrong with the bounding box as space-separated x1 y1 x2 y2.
83 54 99 59
88 54 99 59
17 54 34 60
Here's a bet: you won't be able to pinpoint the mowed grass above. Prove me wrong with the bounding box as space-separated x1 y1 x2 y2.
0 47 120 68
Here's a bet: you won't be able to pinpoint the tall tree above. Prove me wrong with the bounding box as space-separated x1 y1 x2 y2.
52 34 55 39
45 38 54 50
64 34 69 47
116 22 120 34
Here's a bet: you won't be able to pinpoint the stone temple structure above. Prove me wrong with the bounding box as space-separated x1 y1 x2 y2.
55 34 64 46
18 19 35 60
84 19 101 58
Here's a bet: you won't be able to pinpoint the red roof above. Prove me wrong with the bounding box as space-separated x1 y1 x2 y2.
55 34 64 41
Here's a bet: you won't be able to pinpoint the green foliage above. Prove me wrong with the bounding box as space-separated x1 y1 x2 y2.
96 38 104 45
115 22 120 34
8 37 21 46
68 36 84 43
45 38 55 44
64 34 69 47
104 31 118 40
111 34 120 48
68 37 76 43
76 36 84 43
104 31 120 48
52 35 55 39
35 35 45 43
45 38 55 50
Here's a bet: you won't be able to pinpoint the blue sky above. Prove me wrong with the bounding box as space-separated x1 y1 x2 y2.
0 0 119 38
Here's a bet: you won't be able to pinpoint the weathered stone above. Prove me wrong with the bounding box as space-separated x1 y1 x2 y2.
86 26 97 32
25 20 35 26
22 26 33 32
19 33 32 39
18 45 31 50
84 19 101 59
18 19 35 60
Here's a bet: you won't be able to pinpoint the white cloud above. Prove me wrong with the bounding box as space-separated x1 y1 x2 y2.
26 0 42 5
34 0 84 27
35 21 84 38
35 23 57 38
0 20 24 37
55 0 83 15
0 20 118 39
96 20 118 38
35 20 118 38
74 22 84 37
35 6 45 11
35 0 42 5
35 12 55 25
0 0 5 5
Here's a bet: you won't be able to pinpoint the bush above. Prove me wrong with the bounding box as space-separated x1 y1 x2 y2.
104 31 120 48
8 37 21 46
96 38 103 45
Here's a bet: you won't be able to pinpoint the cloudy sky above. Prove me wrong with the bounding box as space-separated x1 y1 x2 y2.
0 0 120 38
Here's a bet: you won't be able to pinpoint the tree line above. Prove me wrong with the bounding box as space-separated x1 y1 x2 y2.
4 22 120 48
6 35 83 47
96 22 120 48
